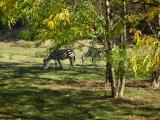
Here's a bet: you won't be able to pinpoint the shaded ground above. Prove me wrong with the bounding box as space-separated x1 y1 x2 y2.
0 62 160 120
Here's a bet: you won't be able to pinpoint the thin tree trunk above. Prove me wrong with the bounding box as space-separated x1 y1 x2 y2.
119 76 125 97
157 69 160 87
158 5 160 39
151 71 157 88
150 2 159 89
118 60 126 97
108 62 117 97
99 0 103 16
117 0 127 98
151 70 160 89
123 0 127 43
106 0 117 98
101 0 117 98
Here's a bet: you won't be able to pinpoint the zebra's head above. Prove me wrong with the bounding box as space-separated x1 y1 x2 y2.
43 52 52 69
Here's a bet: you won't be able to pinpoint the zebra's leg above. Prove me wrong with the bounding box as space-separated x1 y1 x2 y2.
69 57 74 69
81 53 87 66
57 59 62 70
91 57 94 66
92 57 97 66
54 60 58 69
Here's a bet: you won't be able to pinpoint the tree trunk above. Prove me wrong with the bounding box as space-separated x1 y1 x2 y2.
101 0 117 98
123 0 127 43
151 70 160 89
116 0 127 98
157 70 160 87
158 5 160 39
106 0 117 98
108 61 117 97
151 2 160 89
118 60 126 97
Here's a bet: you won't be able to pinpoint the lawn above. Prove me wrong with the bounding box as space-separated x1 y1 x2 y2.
0 41 160 120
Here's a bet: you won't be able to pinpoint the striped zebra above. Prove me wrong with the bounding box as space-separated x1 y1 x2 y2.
81 47 106 66
43 49 75 70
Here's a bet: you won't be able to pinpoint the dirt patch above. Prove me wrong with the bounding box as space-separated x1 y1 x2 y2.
31 80 158 92
0 40 36 47
111 97 149 106
31 80 108 91
124 116 152 120
126 80 150 88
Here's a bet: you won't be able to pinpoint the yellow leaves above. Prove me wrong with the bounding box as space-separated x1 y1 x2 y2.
47 20 55 30
146 8 158 22
0 0 17 12
143 55 149 65
130 28 143 46
130 28 160 75
0 1 4 7
0 0 8 12
130 28 157 47
127 14 140 23
43 9 70 30
144 55 152 72
145 36 156 47
143 52 160 72
37 29 48 36
144 0 151 3
131 56 138 75
151 52 160 70
0 0 18 29
127 15 132 22
8 16 16 30
80 31 83 37
131 47 159 75
58 9 70 22
43 15 56 30
24 0 33 3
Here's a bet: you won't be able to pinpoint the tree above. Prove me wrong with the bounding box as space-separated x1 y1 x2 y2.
101 0 117 98
0 0 19 29
129 0 160 89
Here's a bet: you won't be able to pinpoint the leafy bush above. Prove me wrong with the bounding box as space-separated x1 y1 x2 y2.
18 30 33 40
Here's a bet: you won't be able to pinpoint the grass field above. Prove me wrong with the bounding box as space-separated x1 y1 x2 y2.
0 41 160 120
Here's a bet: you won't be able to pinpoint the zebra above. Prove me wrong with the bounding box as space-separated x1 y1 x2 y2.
43 49 75 70
81 47 106 66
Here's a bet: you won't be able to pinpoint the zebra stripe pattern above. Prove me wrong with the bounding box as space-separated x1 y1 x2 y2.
43 49 75 70
81 47 106 66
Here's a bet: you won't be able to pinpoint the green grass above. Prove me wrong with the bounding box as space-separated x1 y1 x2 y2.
0 41 160 120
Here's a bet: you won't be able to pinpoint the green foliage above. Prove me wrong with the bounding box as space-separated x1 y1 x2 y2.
19 30 33 40
37 0 100 48
0 0 125 47
130 30 160 78
0 0 19 28
127 14 142 27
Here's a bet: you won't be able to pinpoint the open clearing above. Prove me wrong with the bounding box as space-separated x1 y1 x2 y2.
0 41 160 120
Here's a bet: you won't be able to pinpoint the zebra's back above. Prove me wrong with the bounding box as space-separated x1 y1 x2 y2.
52 49 75 60
81 47 106 66
86 47 106 57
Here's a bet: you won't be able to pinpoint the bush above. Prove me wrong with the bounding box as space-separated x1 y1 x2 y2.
18 30 33 40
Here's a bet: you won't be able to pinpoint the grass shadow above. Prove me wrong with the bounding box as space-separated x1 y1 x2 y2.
0 62 160 119
0 62 105 83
